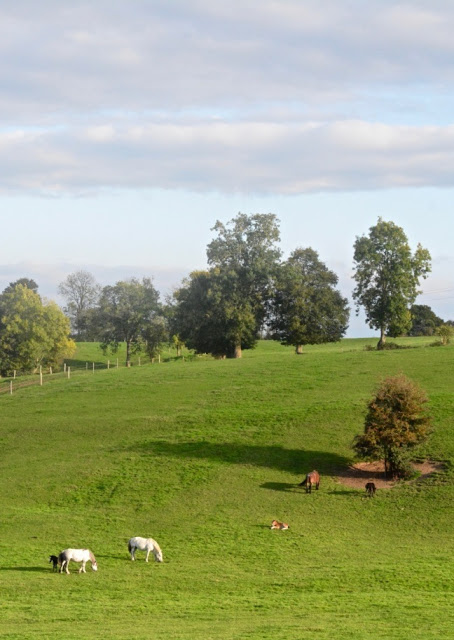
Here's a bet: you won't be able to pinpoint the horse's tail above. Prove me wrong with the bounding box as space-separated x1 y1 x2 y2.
128 540 132 553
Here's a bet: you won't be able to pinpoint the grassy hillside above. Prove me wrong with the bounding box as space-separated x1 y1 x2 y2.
1 339 453 639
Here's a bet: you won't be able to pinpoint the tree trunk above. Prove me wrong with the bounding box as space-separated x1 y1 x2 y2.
125 340 131 366
234 344 242 358
295 344 303 354
377 327 386 350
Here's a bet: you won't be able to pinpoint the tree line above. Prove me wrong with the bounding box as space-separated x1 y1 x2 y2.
1 215 452 376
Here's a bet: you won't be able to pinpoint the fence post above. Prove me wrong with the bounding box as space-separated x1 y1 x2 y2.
93 362 95 373
138 357 141 366
49 367 52 375
158 355 161 364
152 358 154 364
67 366 71 379
13 370 16 379
10 380 13 395
40 369 43 386
86 362 88 370
116 358 119 369
64 363 67 373
107 360 110 370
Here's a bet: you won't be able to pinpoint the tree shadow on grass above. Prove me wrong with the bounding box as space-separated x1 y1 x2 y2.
127 440 351 478
0 567 50 573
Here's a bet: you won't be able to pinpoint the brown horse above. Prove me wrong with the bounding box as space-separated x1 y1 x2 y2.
299 470 320 493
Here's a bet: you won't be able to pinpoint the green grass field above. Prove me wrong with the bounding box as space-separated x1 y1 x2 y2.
1 339 453 639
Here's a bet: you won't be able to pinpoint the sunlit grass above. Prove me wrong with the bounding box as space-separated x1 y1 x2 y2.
1 339 453 639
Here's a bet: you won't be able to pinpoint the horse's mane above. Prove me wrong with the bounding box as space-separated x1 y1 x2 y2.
89 550 96 563
152 539 162 555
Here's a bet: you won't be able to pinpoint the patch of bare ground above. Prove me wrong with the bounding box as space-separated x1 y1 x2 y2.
336 460 444 490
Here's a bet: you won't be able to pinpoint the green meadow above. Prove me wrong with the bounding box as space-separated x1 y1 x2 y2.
1 339 453 639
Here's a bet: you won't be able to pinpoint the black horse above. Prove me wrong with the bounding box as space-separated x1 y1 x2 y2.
365 482 376 497
49 555 59 571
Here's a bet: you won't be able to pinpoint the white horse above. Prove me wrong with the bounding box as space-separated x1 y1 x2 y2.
128 537 163 563
58 549 98 574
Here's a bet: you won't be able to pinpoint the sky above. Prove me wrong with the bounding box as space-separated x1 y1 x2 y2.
1 1 453 337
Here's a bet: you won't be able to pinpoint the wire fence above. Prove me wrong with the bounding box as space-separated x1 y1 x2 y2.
0 352 192 396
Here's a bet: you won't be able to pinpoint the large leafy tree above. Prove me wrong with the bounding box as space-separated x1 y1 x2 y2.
354 375 431 478
172 269 257 358
96 278 162 364
352 218 431 349
270 248 349 353
0 285 75 375
58 270 101 338
204 213 281 357
407 304 444 337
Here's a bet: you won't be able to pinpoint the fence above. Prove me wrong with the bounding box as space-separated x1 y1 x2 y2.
0 352 193 396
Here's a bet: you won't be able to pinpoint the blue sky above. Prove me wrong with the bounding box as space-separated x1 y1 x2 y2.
1 1 453 337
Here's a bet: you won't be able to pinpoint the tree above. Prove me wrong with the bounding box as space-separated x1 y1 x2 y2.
407 304 444 337
142 316 169 359
205 213 281 357
436 324 454 345
352 218 431 349
2 278 39 295
96 278 162 364
0 285 75 375
270 248 350 353
58 270 101 338
353 375 431 478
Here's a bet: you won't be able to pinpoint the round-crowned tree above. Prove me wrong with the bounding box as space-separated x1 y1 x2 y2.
353 374 431 478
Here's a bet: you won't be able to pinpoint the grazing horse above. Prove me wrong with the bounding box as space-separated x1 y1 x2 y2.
128 537 163 563
365 482 377 497
58 549 98 574
270 520 289 530
299 470 320 493
49 555 59 571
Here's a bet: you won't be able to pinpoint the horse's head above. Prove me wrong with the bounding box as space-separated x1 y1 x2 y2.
91 561 98 571
154 549 163 563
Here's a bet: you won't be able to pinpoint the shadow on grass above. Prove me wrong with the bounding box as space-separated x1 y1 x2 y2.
260 482 298 492
0 567 51 573
128 440 351 477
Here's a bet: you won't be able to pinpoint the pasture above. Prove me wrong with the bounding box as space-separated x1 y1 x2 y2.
1 339 453 639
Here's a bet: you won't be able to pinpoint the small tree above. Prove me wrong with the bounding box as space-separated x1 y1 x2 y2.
436 324 454 345
353 375 431 478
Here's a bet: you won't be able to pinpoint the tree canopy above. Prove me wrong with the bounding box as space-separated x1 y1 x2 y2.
96 278 163 364
353 374 431 478
58 270 100 338
0 285 75 375
270 248 349 353
407 304 444 337
353 218 431 348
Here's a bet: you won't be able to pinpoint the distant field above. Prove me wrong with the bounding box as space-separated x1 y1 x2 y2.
1 339 453 639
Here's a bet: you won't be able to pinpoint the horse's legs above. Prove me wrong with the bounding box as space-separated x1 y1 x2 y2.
62 560 70 574
79 561 86 574
131 546 135 561
145 549 150 562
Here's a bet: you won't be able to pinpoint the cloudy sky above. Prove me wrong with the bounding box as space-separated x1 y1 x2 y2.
1 1 453 336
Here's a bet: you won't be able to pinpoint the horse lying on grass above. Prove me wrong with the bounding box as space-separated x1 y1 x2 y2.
128 537 163 563
299 470 320 493
58 549 98 574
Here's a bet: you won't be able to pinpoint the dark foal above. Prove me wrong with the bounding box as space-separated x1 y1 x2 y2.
49 555 59 571
365 482 376 497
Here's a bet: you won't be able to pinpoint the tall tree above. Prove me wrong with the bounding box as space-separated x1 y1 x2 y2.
96 278 161 364
58 270 101 338
0 285 75 375
205 213 281 357
352 218 431 349
270 248 349 353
